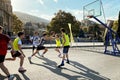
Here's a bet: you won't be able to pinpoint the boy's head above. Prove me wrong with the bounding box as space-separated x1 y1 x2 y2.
0 26 3 34
43 33 47 37
34 31 39 35
50 31 55 36
55 34 59 38
18 32 25 39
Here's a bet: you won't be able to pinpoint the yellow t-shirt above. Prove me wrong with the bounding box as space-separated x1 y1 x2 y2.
55 38 61 47
62 33 70 46
13 37 22 51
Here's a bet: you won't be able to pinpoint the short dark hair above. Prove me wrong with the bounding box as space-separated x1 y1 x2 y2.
60 28 65 33
42 32 47 36
43 33 47 36
34 31 39 34
18 32 24 37
0 26 3 30
55 34 59 37
50 31 55 35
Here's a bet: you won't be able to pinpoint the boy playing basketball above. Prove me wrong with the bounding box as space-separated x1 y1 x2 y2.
6 32 26 72
28 32 49 63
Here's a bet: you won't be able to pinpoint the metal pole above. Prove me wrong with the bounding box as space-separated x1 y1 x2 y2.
92 16 117 35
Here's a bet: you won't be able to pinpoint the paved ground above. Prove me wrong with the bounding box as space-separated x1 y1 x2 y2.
0 47 120 80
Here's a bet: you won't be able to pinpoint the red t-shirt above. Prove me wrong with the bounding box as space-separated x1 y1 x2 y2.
0 34 10 55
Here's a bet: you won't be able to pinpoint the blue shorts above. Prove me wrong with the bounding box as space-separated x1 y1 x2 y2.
63 46 70 54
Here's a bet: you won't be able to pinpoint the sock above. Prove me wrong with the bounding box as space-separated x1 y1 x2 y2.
61 60 64 64
67 59 69 61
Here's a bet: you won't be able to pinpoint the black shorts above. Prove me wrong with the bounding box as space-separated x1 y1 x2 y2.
12 51 21 57
32 45 36 51
0 55 5 63
63 46 70 54
37 45 46 50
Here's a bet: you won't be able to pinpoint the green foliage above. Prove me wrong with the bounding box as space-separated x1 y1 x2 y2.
88 24 102 40
12 14 23 34
79 28 85 37
47 10 81 36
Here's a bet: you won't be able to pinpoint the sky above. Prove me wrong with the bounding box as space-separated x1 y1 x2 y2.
11 0 120 21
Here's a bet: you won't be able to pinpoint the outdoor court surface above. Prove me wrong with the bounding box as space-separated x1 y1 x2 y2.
0 47 120 80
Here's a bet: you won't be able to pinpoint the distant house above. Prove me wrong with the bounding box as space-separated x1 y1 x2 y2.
24 22 46 35
0 0 13 35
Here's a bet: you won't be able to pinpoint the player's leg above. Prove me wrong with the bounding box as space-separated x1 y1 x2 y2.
0 55 10 76
31 50 39 57
41 47 48 57
58 47 67 67
5 50 16 61
58 54 65 68
65 46 70 64
0 55 14 79
55 48 61 53
13 51 26 72
66 53 69 64
32 45 35 54
5 57 16 61
18 55 26 72
28 47 40 63
55 48 62 58
30 45 40 57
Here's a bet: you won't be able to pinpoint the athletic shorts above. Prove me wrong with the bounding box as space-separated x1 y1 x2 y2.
32 45 36 51
0 55 5 63
12 51 21 57
37 45 46 50
63 46 70 54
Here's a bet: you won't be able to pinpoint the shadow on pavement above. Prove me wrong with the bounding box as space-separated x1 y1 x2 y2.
69 60 110 80
0 74 6 80
29 56 110 80
20 73 30 80
81 48 120 57
0 74 22 80
14 74 22 80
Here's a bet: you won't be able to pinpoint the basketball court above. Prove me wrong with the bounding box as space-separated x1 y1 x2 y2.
0 48 120 80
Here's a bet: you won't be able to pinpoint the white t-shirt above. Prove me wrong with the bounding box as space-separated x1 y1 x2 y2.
18 39 22 45
31 36 40 46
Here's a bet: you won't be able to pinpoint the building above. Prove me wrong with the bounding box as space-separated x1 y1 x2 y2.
0 0 12 35
24 22 46 36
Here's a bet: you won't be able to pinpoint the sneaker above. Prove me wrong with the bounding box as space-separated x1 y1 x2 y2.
8 75 14 80
58 64 64 68
28 57 32 64
66 60 70 64
41 54 44 57
18 67 26 73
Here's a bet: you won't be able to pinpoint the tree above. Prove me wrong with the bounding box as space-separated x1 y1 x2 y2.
88 24 102 40
12 14 23 34
79 28 85 38
47 10 81 36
